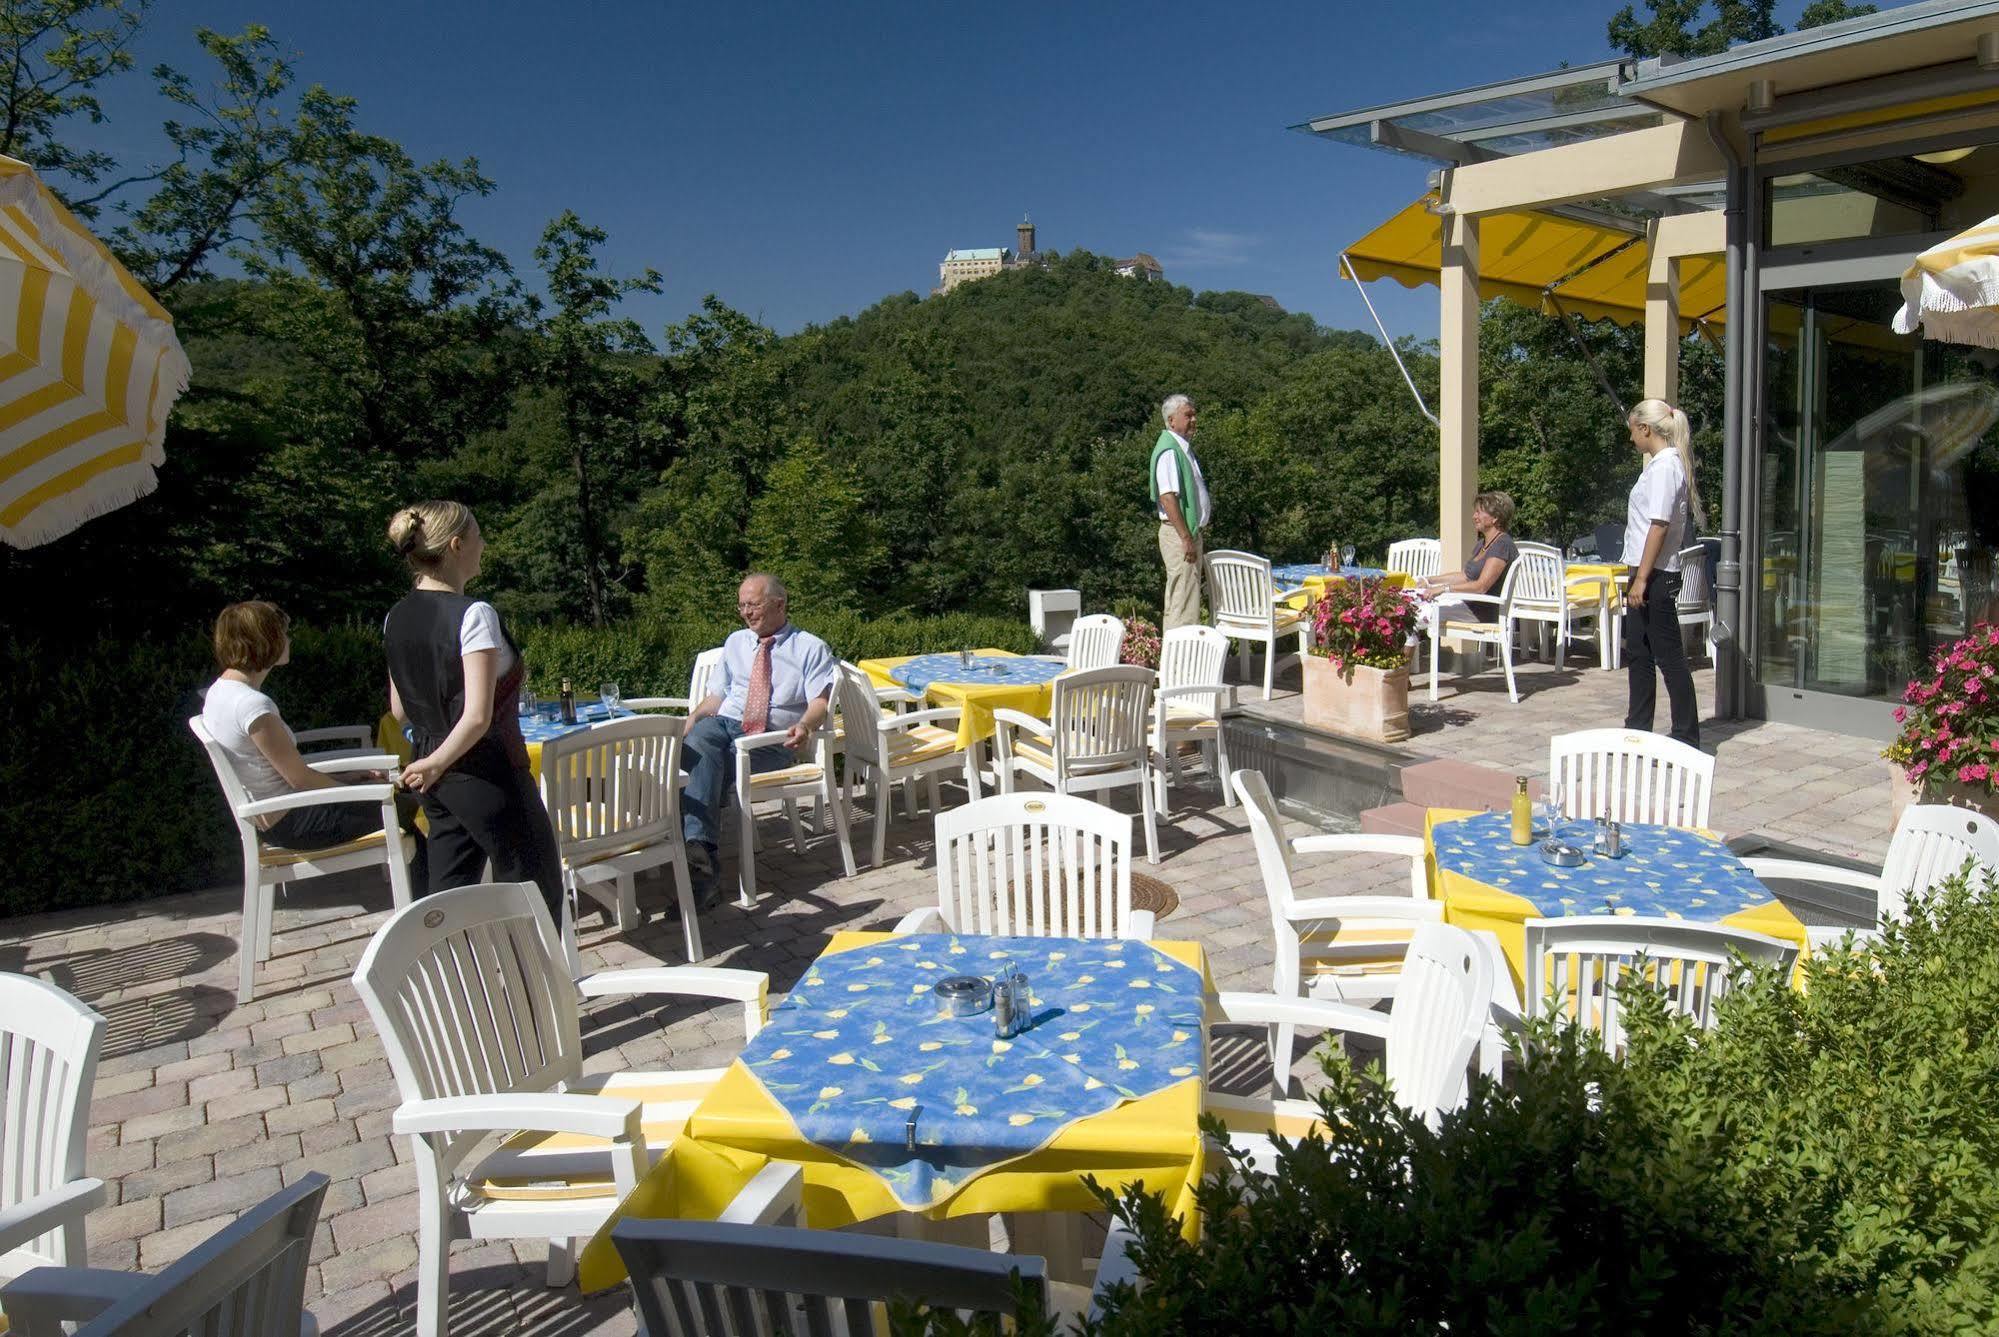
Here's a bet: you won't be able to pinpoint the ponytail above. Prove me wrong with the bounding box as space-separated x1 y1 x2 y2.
1628 399 1706 531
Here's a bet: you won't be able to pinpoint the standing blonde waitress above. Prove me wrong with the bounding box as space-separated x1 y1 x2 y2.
1620 400 1702 748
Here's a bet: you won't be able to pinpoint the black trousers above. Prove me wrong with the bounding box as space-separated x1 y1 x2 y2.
418 753 564 923
1624 568 1701 748
265 789 428 889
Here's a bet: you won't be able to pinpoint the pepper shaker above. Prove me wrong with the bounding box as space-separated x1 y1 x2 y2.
991 975 1015 1038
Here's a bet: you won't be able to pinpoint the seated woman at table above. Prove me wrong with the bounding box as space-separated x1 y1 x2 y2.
1416 491 1518 623
201 601 426 884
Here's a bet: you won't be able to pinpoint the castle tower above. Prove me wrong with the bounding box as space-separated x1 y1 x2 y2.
1017 214 1035 259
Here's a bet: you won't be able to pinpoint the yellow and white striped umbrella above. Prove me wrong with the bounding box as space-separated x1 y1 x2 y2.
1894 213 1999 350
0 156 190 548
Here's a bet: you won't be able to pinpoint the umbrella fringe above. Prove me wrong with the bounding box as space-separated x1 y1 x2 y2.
0 463 159 549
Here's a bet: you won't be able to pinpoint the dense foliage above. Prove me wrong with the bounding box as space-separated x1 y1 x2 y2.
1054 873 1999 1334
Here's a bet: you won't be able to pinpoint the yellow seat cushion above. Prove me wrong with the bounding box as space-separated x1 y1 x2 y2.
259 829 387 868
885 723 960 767
1274 609 1307 632
1208 1100 1327 1142
748 762 823 789
1160 708 1220 733
1012 740 1055 770
475 1072 721 1202
1441 619 1503 636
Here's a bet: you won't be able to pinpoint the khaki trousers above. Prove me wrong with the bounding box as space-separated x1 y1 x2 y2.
1159 523 1204 630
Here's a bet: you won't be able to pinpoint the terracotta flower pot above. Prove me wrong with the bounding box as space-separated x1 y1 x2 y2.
1301 654 1410 743
1888 762 1921 829
1921 776 1999 822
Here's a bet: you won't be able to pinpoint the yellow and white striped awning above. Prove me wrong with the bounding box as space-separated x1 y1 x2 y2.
1893 212 1999 351
0 156 190 548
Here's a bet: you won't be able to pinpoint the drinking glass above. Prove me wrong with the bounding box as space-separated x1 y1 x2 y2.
518 686 538 718
599 682 621 715
1544 781 1565 840
1341 543 1358 569
958 648 975 670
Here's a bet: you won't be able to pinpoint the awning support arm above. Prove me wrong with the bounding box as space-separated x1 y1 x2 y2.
1340 253 1439 428
1547 293 1628 418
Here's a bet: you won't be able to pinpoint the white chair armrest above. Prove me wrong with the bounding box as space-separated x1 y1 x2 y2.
873 685 921 705
1450 593 1502 608
877 708 963 731
1087 1221 1143 1321
625 696 693 712
988 708 1052 738
0 1263 141 1332
1121 909 1157 941
1290 833 1425 860
576 967 770 1040
733 728 807 752
0 1178 106 1258
307 753 402 775
1286 895 1442 922
1156 684 1228 705
893 907 949 935
293 726 372 748
716 1163 803 1226
1206 991 1390 1037
391 1092 643 1142
1740 856 1883 894
237 784 398 820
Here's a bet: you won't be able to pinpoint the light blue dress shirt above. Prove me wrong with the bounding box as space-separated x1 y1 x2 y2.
712 623 837 730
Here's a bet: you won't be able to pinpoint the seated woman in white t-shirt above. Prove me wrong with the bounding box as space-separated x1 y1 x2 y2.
200 601 425 877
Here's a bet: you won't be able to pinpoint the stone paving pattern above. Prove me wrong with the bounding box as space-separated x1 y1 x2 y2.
0 653 1895 1333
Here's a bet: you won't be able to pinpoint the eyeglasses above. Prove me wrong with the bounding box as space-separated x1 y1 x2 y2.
737 600 769 612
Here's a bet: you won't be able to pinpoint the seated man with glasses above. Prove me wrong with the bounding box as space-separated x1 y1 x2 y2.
680 572 837 906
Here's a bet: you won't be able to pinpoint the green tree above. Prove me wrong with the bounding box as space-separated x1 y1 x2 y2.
1798 0 1877 28
1608 0 1780 56
0 0 146 213
529 210 662 625
745 435 884 616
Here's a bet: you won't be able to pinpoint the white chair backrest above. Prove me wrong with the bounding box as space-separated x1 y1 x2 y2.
1387 538 1442 581
1676 545 1711 608
687 647 725 706
933 793 1133 937
1503 542 1564 612
832 664 888 770
0 975 104 1272
353 882 581 1107
1879 803 1999 923
1383 923 1494 1124
1066 614 1125 671
1157 625 1229 715
69 1173 327 1337
1525 916 1796 1050
540 715 682 864
1548 728 1715 828
1048 666 1152 771
1203 550 1275 626
1232 769 1301 918
187 717 258 821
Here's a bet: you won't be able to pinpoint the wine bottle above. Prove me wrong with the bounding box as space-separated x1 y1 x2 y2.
559 677 576 726
1510 776 1533 846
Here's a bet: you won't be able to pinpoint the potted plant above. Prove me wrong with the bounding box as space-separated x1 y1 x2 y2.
1119 616 1162 671
1887 622 1999 822
1301 577 1418 742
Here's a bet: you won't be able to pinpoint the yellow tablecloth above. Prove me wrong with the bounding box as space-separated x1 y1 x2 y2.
857 649 1056 749
1423 808 1808 998
577 930 1210 1291
375 713 570 782
1281 568 1416 611
1563 561 1628 606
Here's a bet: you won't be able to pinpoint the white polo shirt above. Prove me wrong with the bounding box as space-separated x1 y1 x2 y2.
1153 431 1211 528
1622 448 1688 573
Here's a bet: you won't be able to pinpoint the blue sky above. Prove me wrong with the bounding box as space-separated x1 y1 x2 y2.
78 1 1877 343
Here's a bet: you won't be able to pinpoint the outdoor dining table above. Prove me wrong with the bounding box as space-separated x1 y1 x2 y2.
1565 561 1630 670
374 701 637 781
1270 562 1412 611
1423 807 1808 998
857 649 1068 751
575 928 1211 1290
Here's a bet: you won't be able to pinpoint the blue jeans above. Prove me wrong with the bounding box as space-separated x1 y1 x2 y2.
681 713 796 851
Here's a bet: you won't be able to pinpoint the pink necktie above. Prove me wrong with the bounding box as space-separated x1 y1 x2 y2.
741 636 775 734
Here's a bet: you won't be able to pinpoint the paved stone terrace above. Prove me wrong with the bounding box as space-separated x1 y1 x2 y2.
0 650 1895 1333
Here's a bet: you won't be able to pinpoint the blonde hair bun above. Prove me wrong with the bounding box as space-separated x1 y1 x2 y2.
388 500 474 570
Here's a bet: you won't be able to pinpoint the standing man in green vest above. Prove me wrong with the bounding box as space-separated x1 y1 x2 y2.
1151 393 1211 630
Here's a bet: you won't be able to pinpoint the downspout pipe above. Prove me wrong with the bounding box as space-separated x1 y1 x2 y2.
1706 111 1748 721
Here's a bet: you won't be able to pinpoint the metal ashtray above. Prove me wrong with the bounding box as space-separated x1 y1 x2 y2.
1540 840 1587 867
933 975 992 1018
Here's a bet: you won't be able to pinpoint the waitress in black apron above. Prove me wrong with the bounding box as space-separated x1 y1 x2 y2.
382 500 563 919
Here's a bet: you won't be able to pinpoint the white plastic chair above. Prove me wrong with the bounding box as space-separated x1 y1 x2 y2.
1 1172 327 1337
1207 922 1495 1152
1423 549 1552 704
1744 803 1999 950
831 663 971 870
732 715 855 908
1525 916 1797 1054
0 974 105 1283
1548 728 1715 829
540 715 699 961
895 792 1149 939
1674 544 1716 662
1386 538 1442 581
624 647 725 714
991 665 1159 865
1065 613 1125 671
1203 550 1309 700
1150 625 1235 810
351 881 771 1337
189 716 415 1003
816 661 920 836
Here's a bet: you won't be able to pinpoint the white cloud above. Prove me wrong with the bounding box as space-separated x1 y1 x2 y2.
1155 228 1259 268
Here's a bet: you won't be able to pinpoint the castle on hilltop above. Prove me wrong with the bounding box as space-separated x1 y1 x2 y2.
935 217 1165 294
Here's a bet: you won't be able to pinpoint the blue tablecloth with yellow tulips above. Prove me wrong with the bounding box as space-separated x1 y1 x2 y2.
1424 809 1807 995
577 930 1210 1290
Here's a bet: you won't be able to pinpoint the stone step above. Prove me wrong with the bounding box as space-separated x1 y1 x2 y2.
1396 757 1543 813
1358 802 1427 840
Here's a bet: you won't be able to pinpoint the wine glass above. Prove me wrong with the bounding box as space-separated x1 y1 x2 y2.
1341 543 1358 570
958 647 975 670
599 682 621 716
1544 780 1565 841
518 686 538 719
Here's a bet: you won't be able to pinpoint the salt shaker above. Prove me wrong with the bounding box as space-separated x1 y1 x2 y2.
1008 965 1032 1034
1604 820 1625 859
991 975 1015 1038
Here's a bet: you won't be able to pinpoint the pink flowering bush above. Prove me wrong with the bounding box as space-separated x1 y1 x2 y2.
1889 623 1999 794
1120 617 1162 670
1311 577 1418 679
